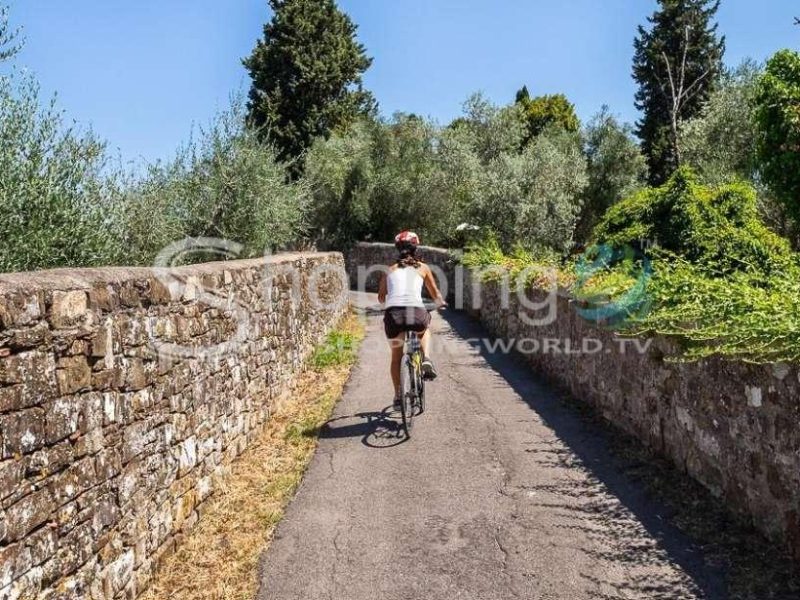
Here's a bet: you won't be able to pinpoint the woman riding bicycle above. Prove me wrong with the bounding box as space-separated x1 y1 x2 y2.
378 231 447 408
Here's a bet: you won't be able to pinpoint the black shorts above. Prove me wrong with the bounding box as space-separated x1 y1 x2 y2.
383 306 431 339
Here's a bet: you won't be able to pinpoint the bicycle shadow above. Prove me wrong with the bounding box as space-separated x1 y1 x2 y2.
318 406 409 448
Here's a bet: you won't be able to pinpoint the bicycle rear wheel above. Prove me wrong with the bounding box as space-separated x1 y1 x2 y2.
400 355 415 437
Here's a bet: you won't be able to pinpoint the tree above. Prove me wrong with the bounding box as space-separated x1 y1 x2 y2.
0 75 119 272
0 3 21 62
754 49 800 222
577 108 648 242
243 0 375 171
515 89 580 145
680 61 761 184
123 101 308 265
515 85 531 104
633 0 725 185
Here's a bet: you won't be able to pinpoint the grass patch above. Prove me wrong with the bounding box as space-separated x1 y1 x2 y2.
308 329 360 369
140 310 364 600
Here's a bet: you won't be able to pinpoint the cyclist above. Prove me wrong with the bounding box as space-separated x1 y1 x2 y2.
378 231 447 408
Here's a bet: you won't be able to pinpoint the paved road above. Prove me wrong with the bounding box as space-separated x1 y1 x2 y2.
257 293 726 600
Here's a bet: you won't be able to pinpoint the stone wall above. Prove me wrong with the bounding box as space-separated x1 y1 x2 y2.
345 242 461 302
0 253 348 599
349 242 800 560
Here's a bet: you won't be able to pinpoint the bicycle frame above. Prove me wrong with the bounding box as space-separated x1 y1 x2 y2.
399 330 425 437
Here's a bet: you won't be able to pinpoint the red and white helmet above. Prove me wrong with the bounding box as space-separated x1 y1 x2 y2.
394 230 420 248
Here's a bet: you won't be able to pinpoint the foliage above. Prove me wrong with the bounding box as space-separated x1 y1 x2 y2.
122 102 308 265
466 186 800 363
754 49 800 223
305 113 445 247
680 61 794 239
592 167 793 277
462 235 574 289
505 125 587 252
629 257 800 363
0 3 21 62
680 60 762 185
633 0 725 184
515 89 580 145
458 93 527 162
577 107 649 242
307 94 587 252
243 0 375 171
0 73 121 272
304 119 375 248
587 168 800 362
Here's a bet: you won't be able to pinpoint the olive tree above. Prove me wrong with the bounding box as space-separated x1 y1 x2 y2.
0 74 120 272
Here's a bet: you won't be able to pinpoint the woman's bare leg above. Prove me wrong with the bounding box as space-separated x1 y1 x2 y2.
420 328 431 359
389 335 405 397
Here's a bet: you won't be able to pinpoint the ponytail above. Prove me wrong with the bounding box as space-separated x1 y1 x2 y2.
396 248 421 268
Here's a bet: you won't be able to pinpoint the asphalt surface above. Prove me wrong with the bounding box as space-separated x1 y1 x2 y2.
257 292 726 600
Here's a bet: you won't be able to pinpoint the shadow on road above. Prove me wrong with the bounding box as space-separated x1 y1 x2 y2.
318 406 409 448
440 309 800 600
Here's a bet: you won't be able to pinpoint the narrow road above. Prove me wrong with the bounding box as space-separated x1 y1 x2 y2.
257 293 726 600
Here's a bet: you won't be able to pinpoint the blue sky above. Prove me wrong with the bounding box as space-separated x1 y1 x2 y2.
9 0 799 165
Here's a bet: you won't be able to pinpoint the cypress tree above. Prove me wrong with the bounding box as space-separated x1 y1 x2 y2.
633 0 725 184
244 0 376 171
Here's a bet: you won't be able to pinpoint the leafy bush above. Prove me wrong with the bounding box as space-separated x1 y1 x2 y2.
306 114 446 247
0 73 122 272
515 89 580 144
630 258 800 363
592 167 793 277
304 119 375 248
121 103 308 265
508 126 587 252
585 168 800 362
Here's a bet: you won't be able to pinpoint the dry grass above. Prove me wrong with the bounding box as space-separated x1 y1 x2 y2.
141 311 365 600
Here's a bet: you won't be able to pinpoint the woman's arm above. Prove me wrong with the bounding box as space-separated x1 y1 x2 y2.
378 270 388 304
422 265 447 307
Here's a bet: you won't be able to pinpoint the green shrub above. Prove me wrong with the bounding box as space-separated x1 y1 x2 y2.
516 90 580 145
592 167 794 277
122 102 307 264
0 74 122 272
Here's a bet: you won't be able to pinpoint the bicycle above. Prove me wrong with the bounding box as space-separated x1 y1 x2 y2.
398 329 426 438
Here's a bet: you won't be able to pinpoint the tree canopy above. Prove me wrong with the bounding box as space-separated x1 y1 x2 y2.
754 49 800 222
243 0 376 171
515 89 580 145
633 0 725 184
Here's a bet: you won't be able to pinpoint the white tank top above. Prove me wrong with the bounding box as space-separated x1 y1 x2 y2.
386 267 424 308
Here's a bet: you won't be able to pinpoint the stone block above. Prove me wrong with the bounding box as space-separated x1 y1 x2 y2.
5 486 55 541
44 398 82 445
1 407 46 458
103 549 134 598
56 356 91 396
88 285 117 313
50 291 87 329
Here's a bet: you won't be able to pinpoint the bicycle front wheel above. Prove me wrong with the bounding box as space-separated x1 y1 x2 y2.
400 355 415 437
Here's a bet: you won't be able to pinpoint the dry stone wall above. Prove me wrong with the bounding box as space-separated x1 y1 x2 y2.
351 242 800 562
0 253 348 599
